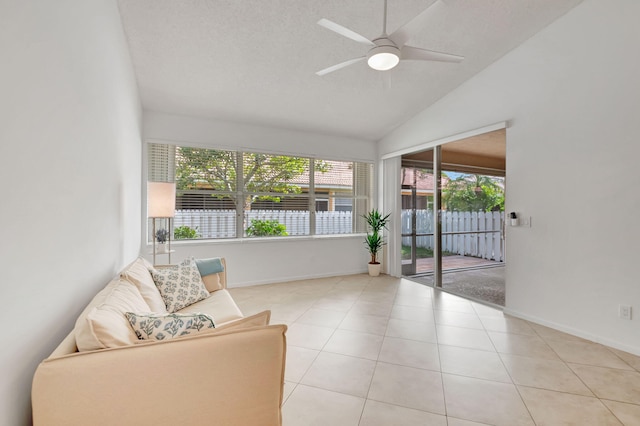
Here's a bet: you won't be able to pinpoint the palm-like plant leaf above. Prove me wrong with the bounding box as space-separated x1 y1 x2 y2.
363 210 391 234
364 232 385 263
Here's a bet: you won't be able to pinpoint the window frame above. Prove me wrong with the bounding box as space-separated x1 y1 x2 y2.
146 142 373 242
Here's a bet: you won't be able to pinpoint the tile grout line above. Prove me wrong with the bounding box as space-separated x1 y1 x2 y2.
254 275 640 424
433 300 450 421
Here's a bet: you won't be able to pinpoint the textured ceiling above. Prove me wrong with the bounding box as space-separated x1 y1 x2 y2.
117 0 582 141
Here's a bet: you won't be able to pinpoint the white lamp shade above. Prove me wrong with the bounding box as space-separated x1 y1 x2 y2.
147 182 176 218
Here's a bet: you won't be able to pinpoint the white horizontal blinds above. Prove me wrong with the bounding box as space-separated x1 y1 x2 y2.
148 144 177 242
147 142 373 240
353 162 373 233
243 153 310 237
148 144 175 182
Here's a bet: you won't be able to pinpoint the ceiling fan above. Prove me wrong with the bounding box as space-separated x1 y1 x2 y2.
316 0 463 76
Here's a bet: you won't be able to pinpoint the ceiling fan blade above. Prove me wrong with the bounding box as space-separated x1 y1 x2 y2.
317 18 375 46
388 0 445 48
401 45 463 63
316 57 366 76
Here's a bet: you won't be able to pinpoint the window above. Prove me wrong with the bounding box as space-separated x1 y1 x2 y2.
148 143 373 240
315 199 329 211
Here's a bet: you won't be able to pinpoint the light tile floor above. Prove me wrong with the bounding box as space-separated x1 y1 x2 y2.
228 274 640 426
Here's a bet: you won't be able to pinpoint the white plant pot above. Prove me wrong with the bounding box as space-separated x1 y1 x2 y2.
157 244 168 253
368 263 381 277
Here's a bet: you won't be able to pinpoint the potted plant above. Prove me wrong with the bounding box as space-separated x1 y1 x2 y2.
363 209 390 276
155 229 169 253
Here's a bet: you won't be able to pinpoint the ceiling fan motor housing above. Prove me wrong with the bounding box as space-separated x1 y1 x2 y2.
367 38 400 71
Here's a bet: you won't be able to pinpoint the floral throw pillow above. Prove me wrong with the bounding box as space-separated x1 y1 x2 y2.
125 312 215 341
150 258 210 312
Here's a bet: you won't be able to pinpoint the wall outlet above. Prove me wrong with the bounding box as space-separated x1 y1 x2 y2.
619 305 632 320
520 216 531 227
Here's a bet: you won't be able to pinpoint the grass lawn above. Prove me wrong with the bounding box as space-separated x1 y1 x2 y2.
401 245 456 260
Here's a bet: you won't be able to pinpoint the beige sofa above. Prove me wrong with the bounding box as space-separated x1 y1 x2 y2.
32 257 287 426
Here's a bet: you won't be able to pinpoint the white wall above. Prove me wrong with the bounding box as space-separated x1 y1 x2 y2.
144 111 377 162
143 112 376 285
380 0 640 354
0 1 142 424
147 237 369 287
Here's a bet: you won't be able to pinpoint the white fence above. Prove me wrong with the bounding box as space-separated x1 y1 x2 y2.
174 209 353 238
175 210 236 238
174 209 504 261
402 210 504 262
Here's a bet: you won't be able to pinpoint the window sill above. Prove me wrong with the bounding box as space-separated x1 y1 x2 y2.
146 233 367 248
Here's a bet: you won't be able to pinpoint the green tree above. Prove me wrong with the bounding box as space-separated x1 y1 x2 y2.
442 174 504 212
175 148 328 210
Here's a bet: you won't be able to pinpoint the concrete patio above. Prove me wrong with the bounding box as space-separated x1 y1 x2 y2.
404 256 505 306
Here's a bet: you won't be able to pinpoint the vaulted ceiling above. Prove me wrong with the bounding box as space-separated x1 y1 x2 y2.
117 0 583 141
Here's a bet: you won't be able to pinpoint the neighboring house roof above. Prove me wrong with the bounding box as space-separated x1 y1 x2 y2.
401 169 450 193
292 161 355 188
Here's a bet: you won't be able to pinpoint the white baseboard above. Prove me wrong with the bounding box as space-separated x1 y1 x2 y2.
228 268 369 288
503 308 640 356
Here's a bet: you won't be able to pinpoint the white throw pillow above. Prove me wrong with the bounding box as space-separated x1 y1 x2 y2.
125 312 215 341
75 279 151 351
150 258 210 312
120 257 167 312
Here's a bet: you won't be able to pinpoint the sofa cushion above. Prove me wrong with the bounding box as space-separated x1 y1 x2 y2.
125 312 216 341
201 273 222 292
120 257 167 313
150 258 210 312
179 289 244 325
75 279 150 352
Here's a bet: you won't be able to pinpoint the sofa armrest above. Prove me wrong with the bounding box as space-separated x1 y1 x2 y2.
49 331 78 358
218 257 228 289
32 324 287 426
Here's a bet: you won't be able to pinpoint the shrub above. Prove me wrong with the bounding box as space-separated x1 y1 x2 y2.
246 219 288 237
174 225 199 239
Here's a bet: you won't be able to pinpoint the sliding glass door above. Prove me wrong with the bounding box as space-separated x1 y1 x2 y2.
400 150 436 284
399 129 506 305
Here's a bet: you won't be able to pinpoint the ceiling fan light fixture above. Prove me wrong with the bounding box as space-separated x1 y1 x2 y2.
367 45 400 71
316 0 463 76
